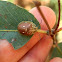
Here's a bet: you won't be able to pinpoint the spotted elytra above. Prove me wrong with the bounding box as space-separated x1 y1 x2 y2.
17 21 38 35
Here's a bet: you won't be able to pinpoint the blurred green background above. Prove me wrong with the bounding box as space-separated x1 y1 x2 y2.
0 0 62 42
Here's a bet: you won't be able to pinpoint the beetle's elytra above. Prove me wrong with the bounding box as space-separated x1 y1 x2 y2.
18 21 37 35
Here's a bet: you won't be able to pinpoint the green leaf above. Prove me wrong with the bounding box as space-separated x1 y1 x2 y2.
51 43 62 59
0 1 40 49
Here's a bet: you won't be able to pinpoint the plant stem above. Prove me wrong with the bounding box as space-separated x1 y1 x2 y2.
55 27 62 34
56 45 62 55
54 38 62 55
0 30 18 32
37 29 47 34
33 1 51 35
54 0 60 33
0 29 47 34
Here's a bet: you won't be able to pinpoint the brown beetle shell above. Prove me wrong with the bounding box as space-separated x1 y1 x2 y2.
18 21 37 35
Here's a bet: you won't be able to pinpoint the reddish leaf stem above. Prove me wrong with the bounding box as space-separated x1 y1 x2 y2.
33 1 51 34
55 27 62 34
54 0 60 33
